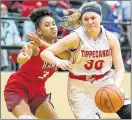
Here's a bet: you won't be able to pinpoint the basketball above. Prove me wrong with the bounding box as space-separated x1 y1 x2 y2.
95 84 124 113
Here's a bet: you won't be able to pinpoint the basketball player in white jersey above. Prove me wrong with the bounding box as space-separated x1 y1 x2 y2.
29 2 131 119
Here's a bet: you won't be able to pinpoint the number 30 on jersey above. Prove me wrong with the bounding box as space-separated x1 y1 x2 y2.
84 60 104 70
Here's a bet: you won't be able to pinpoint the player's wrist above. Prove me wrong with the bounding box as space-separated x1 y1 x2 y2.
54 57 62 66
39 40 43 46
114 80 121 88
114 69 124 88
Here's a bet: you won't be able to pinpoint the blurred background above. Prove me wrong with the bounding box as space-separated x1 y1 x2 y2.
1 0 131 72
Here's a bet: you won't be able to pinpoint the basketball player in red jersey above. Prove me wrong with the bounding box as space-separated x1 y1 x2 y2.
4 7 71 119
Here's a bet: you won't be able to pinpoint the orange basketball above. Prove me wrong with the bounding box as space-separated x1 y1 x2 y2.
95 84 124 113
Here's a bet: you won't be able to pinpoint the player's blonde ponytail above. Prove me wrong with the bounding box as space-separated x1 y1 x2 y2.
61 9 82 29
61 2 102 29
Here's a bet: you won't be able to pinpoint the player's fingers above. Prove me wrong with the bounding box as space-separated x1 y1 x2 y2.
61 61 72 70
27 34 37 44
21 48 26 53
27 33 37 42
22 52 27 57
21 49 26 56
61 64 69 70
27 44 31 50
64 61 72 70
60 66 66 71
31 32 37 38
21 49 30 58
27 32 34 40
60 65 69 70
30 33 40 45
57 62 68 70
23 44 31 56
30 41 38 47
67 61 72 66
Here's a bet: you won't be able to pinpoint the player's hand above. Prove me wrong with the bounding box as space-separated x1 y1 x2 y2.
27 32 41 46
55 59 72 71
18 43 33 63
22 43 33 58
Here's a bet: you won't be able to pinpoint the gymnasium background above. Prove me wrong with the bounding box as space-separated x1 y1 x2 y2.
1 0 131 119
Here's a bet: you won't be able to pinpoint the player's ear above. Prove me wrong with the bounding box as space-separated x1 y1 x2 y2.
100 15 102 23
36 28 42 35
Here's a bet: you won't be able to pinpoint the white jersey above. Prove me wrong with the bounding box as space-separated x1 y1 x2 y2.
69 26 112 75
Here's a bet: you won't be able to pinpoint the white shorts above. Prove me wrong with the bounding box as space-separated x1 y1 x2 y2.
67 70 130 119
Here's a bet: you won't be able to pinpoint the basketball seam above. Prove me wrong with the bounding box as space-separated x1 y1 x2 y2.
100 88 105 111
104 89 115 112
105 87 123 106
95 87 105 101
95 87 105 95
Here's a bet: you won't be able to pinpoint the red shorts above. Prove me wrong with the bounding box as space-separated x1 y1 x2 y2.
4 73 49 115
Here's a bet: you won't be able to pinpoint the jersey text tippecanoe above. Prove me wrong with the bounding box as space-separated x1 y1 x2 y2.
69 26 112 75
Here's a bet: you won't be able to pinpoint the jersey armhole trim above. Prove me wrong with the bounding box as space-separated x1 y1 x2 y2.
68 31 81 52
105 30 110 41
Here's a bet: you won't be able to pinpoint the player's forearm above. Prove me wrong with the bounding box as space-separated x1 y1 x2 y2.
114 68 125 87
40 49 61 65
40 41 70 59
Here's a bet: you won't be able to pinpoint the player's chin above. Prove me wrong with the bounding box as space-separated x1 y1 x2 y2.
50 35 57 40
88 28 96 32
52 34 57 38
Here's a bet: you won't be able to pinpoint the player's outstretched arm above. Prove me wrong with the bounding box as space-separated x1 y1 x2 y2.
17 41 39 64
27 32 71 59
40 32 80 70
27 33 50 47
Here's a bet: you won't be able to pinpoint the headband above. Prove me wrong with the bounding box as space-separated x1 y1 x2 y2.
81 6 101 16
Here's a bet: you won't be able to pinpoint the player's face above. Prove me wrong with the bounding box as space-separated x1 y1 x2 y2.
38 16 58 40
82 12 102 33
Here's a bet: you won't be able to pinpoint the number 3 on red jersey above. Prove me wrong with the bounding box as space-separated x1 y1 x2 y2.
38 71 49 79
84 60 104 70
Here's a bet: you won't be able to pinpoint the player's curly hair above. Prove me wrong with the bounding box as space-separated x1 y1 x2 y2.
62 2 102 29
29 7 54 29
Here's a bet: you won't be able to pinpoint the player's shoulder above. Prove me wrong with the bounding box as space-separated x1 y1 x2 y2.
105 30 118 41
105 30 120 48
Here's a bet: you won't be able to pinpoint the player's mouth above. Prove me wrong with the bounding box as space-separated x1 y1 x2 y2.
88 26 95 28
52 30 57 33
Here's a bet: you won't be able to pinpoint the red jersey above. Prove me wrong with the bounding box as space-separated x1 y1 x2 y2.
17 46 58 83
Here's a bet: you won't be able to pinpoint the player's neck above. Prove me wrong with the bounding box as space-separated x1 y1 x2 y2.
41 36 54 44
86 28 102 41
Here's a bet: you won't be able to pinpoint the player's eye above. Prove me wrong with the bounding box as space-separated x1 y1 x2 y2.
44 23 50 27
84 18 88 21
91 17 96 20
52 22 56 26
